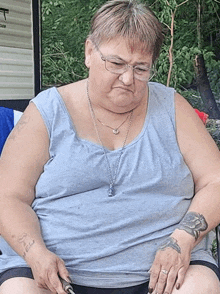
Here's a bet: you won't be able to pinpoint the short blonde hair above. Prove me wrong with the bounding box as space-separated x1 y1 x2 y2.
88 0 164 64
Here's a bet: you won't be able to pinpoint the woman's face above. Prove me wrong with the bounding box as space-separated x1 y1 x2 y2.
85 37 153 113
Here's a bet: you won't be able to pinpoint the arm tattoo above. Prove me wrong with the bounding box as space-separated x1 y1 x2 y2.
158 237 181 254
8 115 30 141
17 233 35 259
178 212 208 241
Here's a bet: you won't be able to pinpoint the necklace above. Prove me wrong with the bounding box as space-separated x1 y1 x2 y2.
97 113 130 135
86 79 133 197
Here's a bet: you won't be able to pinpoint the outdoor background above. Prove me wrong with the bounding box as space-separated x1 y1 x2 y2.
41 0 220 112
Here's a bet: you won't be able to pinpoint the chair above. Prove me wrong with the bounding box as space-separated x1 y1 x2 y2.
0 107 22 155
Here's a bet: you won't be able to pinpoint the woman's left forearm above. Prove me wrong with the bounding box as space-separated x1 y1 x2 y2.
176 181 220 247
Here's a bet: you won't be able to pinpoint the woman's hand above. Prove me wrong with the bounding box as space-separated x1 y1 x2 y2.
148 236 192 294
26 246 70 294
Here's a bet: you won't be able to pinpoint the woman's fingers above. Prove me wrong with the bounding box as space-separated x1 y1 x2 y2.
57 258 71 284
44 259 70 294
47 270 66 294
148 265 161 293
35 265 66 294
161 267 178 294
148 228 196 294
148 264 188 294
155 269 169 294
148 243 190 293
175 266 187 290
29 249 70 294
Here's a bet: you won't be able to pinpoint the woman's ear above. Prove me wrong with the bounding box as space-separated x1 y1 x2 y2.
85 39 94 68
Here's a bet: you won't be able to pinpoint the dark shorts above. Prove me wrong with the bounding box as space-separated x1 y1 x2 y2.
0 261 219 293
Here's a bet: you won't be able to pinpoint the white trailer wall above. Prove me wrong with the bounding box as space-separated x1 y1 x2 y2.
0 0 34 100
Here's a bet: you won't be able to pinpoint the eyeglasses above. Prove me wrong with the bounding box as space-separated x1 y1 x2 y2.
95 46 155 81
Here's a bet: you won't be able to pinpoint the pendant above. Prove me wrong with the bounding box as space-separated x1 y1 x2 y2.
108 184 114 197
113 129 119 135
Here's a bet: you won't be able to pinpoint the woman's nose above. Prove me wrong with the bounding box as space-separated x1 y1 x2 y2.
119 65 134 85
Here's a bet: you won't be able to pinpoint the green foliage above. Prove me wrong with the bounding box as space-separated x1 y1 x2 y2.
207 119 220 149
153 46 220 108
212 237 217 261
148 0 220 109
41 0 220 111
153 46 201 89
41 0 106 86
42 41 88 87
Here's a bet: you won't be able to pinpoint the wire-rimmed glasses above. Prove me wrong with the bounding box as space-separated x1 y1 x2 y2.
95 46 155 81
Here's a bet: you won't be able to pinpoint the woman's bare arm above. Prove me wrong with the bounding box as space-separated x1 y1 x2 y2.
0 103 69 293
0 103 49 251
148 93 220 294
175 92 220 235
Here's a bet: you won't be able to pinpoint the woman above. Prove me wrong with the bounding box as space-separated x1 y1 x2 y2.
0 1 220 294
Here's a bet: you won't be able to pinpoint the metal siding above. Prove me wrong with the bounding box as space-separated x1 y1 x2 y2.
0 0 34 100
0 0 32 49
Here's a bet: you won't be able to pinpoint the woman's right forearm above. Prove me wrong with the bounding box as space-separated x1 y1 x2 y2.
0 197 46 264
0 196 70 293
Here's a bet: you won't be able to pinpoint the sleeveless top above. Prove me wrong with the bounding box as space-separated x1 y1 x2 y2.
0 107 14 155
0 82 216 288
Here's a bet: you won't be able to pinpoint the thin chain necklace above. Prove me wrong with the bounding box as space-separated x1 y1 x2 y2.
97 113 130 135
86 79 133 197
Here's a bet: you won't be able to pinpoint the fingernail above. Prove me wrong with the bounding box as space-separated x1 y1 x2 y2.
66 276 72 283
148 287 154 293
176 283 180 290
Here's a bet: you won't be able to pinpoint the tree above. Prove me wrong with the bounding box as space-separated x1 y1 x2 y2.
149 0 220 113
195 54 220 118
193 0 220 118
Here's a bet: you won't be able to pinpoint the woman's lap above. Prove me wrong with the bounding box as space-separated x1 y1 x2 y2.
0 277 52 294
171 264 220 294
0 267 33 286
0 261 219 294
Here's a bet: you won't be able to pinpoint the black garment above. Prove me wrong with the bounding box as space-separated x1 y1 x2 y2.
0 261 219 293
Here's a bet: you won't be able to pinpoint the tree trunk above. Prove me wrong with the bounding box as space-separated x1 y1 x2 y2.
194 54 220 118
197 0 202 49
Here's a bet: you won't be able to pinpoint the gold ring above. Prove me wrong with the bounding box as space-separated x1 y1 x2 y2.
161 269 168 275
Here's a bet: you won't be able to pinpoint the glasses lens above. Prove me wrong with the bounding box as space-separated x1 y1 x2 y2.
105 59 126 74
133 67 155 81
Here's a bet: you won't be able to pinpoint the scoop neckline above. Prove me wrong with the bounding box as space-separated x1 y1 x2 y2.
52 84 152 152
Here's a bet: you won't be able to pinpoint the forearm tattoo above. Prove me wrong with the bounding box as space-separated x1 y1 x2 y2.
178 212 208 241
158 237 181 254
17 233 35 259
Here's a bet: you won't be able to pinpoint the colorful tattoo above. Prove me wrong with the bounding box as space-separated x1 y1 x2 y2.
158 237 181 254
178 212 208 241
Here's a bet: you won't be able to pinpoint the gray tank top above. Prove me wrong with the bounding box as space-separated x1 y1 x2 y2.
0 82 216 287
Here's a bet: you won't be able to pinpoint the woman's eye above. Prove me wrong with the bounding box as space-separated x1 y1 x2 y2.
136 67 148 72
111 61 124 66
